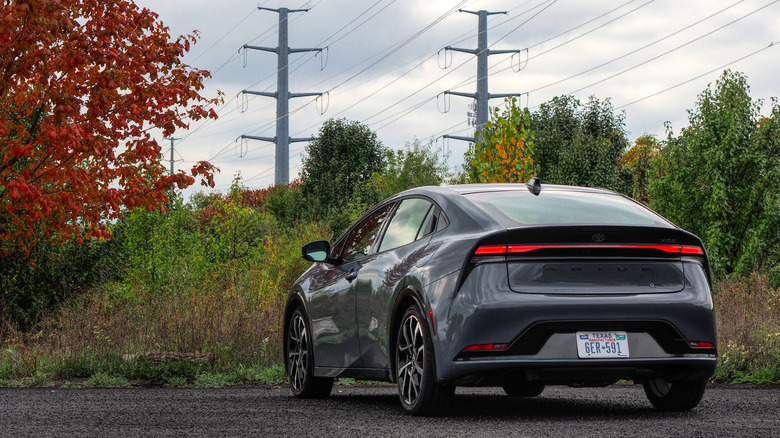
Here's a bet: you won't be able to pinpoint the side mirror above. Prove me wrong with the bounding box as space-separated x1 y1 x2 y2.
302 240 331 263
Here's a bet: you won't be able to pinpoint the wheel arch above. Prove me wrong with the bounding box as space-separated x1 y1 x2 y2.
388 286 431 383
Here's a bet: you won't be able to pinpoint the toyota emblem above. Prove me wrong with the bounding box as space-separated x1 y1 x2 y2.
592 233 606 242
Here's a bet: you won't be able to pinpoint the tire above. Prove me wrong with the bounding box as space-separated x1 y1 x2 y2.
285 307 333 398
643 378 707 411
395 305 454 416
502 381 545 397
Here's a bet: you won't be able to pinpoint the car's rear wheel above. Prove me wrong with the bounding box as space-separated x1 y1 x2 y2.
502 381 545 397
286 307 333 398
643 377 706 411
396 304 453 416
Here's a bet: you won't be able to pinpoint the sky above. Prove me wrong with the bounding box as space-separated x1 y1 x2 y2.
132 0 780 196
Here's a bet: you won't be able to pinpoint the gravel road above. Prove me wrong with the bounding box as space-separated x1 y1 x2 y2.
0 384 777 437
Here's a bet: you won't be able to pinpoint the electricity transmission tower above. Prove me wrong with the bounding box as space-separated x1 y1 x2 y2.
240 7 325 185
440 9 526 145
163 136 181 174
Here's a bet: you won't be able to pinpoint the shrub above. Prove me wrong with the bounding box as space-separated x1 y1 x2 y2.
712 273 780 383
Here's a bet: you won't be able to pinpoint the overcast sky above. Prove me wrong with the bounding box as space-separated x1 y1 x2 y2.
132 0 780 195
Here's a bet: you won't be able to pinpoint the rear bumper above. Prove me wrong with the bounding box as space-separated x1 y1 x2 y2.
429 261 717 386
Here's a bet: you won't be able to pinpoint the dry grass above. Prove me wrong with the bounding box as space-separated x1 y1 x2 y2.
1 281 286 382
713 273 780 382
39 287 285 366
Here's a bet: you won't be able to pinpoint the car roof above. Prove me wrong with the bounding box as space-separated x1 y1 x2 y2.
391 183 621 201
441 183 618 196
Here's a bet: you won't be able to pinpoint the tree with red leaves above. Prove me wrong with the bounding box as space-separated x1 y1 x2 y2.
0 0 219 255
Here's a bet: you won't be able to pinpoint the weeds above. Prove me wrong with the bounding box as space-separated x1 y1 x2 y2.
193 372 236 388
83 372 130 388
712 273 780 383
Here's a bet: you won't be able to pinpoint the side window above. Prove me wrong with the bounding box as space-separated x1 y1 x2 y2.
340 203 394 262
378 198 433 253
416 206 438 240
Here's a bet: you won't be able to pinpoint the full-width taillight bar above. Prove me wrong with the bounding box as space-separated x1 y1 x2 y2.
474 244 704 255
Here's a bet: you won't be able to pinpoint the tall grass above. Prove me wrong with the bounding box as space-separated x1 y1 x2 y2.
1 192 330 383
713 273 780 383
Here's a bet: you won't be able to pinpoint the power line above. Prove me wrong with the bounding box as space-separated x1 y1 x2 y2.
525 0 642 51
565 0 778 96
489 0 559 47
327 0 469 93
526 0 747 94
453 0 656 93
189 7 258 64
617 40 779 109
282 0 401 89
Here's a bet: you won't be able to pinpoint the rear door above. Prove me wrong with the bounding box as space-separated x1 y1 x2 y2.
354 197 439 369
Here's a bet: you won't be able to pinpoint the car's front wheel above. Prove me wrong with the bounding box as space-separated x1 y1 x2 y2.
643 377 706 411
395 305 453 416
286 307 333 398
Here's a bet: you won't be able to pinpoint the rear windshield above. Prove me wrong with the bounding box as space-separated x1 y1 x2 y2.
464 189 672 227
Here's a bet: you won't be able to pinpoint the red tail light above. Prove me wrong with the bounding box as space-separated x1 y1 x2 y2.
689 341 715 349
474 245 507 255
681 246 705 255
463 343 509 352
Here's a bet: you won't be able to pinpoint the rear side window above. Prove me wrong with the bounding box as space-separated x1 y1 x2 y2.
465 190 672 227
378 198 434 253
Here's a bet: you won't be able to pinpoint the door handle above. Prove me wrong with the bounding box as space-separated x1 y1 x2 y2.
346 269 358 282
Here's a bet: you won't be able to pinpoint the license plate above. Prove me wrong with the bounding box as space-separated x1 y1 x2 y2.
576 332 629 358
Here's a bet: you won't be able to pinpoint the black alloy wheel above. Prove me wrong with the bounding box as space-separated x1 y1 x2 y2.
395 304 453 415
643 377 707 411
286 307 333 398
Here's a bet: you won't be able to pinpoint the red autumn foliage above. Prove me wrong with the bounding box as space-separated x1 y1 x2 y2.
0 0 220 255
196 181 303 228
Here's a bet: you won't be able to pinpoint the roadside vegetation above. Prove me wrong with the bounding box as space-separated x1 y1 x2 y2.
0 136 450 388
1 5 778 391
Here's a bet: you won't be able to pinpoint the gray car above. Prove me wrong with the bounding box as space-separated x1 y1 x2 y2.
284 180 717 415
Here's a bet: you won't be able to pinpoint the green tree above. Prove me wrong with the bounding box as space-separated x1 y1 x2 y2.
530 95 631 192
620 135 661 204
649 70 780 281
465 97 537 183
370 140 448 199
300 119 386 233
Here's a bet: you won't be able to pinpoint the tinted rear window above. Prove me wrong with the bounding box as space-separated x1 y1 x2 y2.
464 190 672 227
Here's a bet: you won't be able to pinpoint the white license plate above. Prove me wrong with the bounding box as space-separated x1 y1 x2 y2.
576 332 630 358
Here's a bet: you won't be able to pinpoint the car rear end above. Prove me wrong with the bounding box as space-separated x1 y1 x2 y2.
437 186 717 407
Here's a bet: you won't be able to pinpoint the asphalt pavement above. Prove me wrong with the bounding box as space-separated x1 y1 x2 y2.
0 383 777 437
